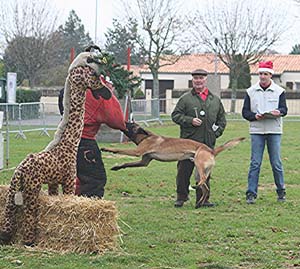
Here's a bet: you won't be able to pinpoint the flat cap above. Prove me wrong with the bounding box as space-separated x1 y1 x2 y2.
191 69 208 76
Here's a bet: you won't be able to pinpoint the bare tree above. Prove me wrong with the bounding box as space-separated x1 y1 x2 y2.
0 0 59 87
189 0 291 112
121 0 190 115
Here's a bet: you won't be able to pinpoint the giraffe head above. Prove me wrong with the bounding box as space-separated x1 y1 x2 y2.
68 48 112 100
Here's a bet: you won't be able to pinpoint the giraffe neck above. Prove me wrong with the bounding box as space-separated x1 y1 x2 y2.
59 81 86 147
44 68 87 151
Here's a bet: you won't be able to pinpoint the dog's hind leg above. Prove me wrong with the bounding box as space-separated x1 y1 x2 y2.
194 154 215 206
111 154 153 171
195 183 209 207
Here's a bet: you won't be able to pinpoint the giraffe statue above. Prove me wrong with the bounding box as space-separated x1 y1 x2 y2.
0 46 112 246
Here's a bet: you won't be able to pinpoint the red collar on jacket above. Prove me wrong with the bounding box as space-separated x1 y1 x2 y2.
194 88 209 101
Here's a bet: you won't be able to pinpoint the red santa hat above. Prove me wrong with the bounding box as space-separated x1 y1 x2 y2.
258 61 274 74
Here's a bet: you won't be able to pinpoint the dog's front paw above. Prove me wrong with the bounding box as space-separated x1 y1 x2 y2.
101 148 116 153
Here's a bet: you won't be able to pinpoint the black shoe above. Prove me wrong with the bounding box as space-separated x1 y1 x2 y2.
174 200 185 207
174 197 189 208
246 193 256 204
195 201 215 209
277 193 286 202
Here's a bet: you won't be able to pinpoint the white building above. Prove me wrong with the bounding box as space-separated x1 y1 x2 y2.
134 54 300 97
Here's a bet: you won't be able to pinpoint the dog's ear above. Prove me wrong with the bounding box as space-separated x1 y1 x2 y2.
90 87 112 100
138 128 150 136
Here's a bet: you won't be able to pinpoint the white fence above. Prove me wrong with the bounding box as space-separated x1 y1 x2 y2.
0 97 300 139
0 99 299 170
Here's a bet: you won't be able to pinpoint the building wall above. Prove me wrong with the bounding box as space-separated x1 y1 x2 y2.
167 98 300 116
141 73 191 89
280 72 300 90
141 71 300 95
141 72 222 95
221 74 284 89
220 74 229 89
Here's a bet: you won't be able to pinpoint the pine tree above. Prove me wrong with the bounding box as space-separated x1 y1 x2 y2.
105 18 144 65
229 54 251 89
58 10 93 60
290 44 300 55
95 51 141 98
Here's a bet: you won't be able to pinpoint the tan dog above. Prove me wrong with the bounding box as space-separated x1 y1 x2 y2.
102 122 245 204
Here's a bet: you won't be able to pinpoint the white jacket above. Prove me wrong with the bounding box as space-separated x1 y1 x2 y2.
247 80 284 134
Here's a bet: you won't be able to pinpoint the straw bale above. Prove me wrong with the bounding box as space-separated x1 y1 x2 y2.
0 185 119 254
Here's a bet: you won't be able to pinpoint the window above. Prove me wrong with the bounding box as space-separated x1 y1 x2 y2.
286 82 293 90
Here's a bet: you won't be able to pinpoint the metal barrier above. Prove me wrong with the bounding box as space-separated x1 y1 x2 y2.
1 100 164 139
0 102 61 139
131 98 163 126
0 97 300 139
0 99 299 171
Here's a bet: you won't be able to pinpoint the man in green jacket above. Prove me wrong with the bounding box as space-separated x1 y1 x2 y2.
171 69 226 208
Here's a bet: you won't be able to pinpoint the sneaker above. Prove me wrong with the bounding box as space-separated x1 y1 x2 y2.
277 194 286 202
246 194 256 204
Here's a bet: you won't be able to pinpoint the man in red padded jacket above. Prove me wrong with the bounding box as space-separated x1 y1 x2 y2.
59 83 126 198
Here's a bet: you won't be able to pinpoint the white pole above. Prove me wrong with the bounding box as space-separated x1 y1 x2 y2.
95 0 98 43
120 94 129 143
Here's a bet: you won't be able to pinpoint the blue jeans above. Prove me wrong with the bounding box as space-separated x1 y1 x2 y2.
246 134 285 197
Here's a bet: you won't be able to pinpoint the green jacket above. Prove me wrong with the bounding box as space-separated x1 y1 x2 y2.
171 89 226 148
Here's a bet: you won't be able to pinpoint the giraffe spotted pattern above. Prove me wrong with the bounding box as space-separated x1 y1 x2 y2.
0 57 111 246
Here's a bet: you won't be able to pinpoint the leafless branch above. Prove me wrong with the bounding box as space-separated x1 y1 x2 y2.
0 0 60 86
190 0 290 64
121 0 189 98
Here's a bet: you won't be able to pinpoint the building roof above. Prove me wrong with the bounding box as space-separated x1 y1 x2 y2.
136 54 300 75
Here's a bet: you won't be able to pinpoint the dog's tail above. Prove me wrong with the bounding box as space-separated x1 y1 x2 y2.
213 137 246 156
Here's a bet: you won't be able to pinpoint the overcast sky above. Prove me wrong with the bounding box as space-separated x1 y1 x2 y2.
51 0 123 46
50 0 300 54
1 0 300 54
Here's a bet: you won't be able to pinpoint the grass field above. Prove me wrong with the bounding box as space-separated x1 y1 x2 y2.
0 120 300 269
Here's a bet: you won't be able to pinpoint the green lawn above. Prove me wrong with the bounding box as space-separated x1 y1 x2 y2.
0 121 300 269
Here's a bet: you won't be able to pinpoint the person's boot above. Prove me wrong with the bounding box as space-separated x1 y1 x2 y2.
174 195 189 207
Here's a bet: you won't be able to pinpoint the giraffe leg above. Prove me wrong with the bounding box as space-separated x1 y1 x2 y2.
22 186 41 246
62 181 75 195
62 173 75 195
0 176 19 244
48 183 59 195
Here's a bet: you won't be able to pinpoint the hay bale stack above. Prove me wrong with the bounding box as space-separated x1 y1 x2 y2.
0 185 119 254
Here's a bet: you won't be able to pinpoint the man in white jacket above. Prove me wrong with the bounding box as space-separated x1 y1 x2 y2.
242 61 288 204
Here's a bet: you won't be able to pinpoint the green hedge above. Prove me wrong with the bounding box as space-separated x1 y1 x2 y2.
16 89 41 103
0 89 42 120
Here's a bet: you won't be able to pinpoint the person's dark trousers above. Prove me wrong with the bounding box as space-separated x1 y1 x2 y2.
176 159 195 200
76 138 107 198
